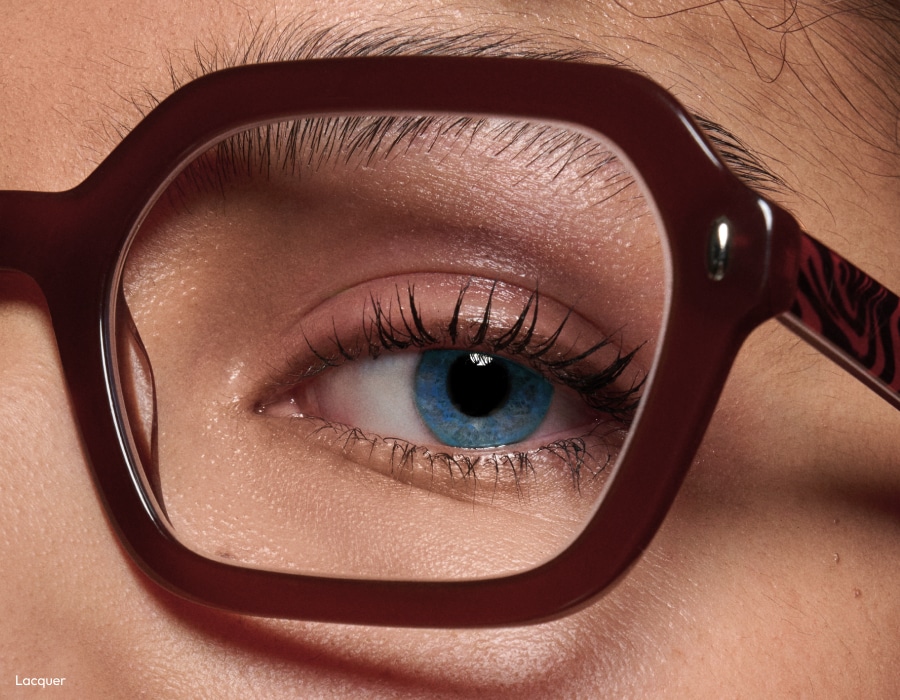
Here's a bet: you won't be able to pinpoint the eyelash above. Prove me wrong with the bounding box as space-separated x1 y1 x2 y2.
258 279 645 490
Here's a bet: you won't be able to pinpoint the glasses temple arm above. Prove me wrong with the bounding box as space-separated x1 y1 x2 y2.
778 232 900 410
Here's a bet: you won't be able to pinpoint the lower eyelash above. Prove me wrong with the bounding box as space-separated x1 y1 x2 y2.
301 415 623 496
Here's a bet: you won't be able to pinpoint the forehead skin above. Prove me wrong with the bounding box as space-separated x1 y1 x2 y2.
1 1 898 697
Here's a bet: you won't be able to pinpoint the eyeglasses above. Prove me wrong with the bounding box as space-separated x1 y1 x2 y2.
1 57 897 627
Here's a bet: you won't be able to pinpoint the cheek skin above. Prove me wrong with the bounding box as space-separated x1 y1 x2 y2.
0 276 145 695
666 322 900 695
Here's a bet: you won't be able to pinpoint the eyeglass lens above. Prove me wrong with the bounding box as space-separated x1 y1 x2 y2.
114 114 666 581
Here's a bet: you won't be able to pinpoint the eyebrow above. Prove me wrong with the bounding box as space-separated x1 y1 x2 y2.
144 19 790 196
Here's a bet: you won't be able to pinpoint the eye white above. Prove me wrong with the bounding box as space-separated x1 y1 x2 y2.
292 352 590 448
301 354 435 442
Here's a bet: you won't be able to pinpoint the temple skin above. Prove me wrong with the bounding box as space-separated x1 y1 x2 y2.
1 1 898 697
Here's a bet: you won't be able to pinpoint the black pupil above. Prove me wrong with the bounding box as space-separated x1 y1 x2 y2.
447 354 510 417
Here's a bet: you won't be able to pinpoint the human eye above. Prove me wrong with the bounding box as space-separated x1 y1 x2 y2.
255 276 645 498
115 113 666 582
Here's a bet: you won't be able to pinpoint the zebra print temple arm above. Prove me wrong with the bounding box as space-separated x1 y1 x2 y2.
778 232 900 410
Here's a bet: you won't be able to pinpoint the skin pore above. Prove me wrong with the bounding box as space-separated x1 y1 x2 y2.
1 1 899 697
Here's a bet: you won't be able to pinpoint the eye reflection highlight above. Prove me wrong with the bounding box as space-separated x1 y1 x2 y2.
415 350 553 448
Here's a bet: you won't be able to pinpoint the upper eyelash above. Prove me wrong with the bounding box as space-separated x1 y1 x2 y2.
296 279 645 422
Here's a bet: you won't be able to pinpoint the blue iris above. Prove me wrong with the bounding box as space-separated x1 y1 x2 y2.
414 350 553 448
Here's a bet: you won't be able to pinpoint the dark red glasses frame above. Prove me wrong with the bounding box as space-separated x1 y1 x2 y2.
1 57 897 627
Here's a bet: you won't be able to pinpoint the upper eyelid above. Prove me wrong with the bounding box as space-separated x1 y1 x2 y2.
258 278 646 420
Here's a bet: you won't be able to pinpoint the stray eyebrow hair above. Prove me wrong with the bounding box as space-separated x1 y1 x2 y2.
133 19 790 195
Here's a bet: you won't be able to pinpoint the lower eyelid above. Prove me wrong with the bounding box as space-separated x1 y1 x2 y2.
263 413 620 504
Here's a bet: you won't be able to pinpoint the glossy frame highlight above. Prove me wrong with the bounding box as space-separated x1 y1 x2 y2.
0 57 897 627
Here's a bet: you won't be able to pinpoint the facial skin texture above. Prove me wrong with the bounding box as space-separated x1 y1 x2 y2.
1 1 899 697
